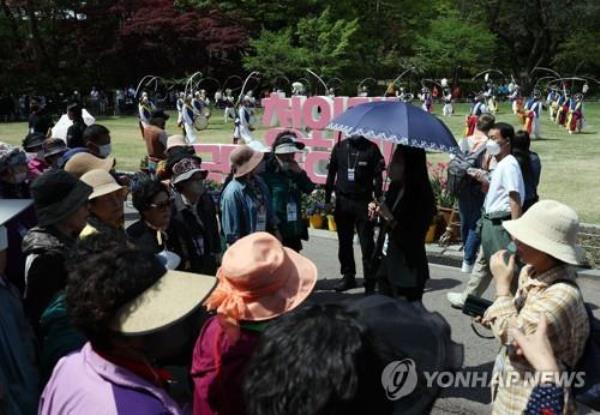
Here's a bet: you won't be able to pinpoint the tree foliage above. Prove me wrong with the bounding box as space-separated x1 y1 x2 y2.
409 8 496 76
243 8 358 84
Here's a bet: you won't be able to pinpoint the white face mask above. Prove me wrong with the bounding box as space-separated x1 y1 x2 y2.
98 143 112 158
486 140 501 156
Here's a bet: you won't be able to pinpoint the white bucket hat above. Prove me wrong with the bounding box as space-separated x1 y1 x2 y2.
81 169 126 200
502 200 584 265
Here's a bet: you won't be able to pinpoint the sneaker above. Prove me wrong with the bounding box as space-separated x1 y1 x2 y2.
461 261 474 274
446 292 465 309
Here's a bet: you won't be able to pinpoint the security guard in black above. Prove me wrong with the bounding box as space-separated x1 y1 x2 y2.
325 136 384 292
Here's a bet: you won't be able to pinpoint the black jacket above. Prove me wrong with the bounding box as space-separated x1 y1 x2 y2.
325 137 384 203
382 181 436 288
167 192 221 275
126 220 165 255
66 119 86 148
22 226 75 329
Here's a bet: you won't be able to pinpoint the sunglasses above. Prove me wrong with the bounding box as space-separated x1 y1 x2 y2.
149 198 172 210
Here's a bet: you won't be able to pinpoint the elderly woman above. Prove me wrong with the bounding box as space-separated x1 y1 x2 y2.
127 172 172 255
39 235 216 414
482 200 589 414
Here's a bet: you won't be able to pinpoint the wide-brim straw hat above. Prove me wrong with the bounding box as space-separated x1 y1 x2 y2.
205 232 317 322
81 169 126 200
111 267 217 335
64 152 115 178
503 199 584 265
230 145 264 178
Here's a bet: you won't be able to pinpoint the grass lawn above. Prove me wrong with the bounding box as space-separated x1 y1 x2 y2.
1 102 599 223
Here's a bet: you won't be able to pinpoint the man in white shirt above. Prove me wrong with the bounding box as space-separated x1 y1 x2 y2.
447 122 525 308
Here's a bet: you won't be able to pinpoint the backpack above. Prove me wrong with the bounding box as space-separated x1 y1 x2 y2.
554 279 600 410
446 145 486 198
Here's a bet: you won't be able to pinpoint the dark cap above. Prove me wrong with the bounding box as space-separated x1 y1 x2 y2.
31 170 92 227
22 132 46 153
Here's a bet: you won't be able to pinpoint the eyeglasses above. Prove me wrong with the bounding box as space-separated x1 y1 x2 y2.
149 198 172 210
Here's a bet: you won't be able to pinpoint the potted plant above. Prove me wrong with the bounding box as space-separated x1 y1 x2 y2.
305 188 327 229
325 200 336 231
427 161 458 239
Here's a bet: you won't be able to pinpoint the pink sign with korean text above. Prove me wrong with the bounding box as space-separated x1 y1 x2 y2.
194 94 398 183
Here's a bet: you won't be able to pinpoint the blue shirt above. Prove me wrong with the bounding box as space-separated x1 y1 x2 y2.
220 176 276 244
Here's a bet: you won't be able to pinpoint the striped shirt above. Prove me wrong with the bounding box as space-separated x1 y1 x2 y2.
484 265 589 415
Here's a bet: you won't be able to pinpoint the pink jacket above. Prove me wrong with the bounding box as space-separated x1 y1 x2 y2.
190 317 260 415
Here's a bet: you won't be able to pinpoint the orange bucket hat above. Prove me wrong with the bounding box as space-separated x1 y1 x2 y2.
204 232 317 324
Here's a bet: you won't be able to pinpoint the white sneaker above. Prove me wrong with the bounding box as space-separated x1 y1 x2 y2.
461 261 474 274
446 292 465 309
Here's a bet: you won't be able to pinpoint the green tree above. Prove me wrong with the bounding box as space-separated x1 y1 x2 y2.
409 8 496 76
243 29 307 81
553 30 600 76
243 8 358 87
296 8 358 79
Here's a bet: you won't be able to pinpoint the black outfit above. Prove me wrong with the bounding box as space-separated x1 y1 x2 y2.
126 220 165 255
66 119 86 148
21 226 76 330
375 149 436 302
325 137 384 291
167 191 221 275
28 110 54 135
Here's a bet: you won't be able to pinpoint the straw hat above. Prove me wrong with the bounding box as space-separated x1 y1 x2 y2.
111 263 217 335
204 232 317 322
166 134 188 151
502 200 584 265
230 145 264 178
64 152 115 178
81 169 126 200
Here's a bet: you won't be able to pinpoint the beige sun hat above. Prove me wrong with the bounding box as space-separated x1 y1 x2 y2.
230 145 264 178
64 152 115 178
502 199 584 265
81 169 126 200
111 268 217 335
166 134 188 151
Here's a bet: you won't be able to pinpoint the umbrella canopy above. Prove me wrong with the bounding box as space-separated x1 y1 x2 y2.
328 101 459 152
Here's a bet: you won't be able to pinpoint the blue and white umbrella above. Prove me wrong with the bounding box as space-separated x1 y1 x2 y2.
327 101 459 152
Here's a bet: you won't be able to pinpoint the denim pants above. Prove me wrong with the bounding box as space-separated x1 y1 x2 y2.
458 191 484 265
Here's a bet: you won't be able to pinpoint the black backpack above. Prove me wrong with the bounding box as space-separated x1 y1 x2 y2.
446 145 486 198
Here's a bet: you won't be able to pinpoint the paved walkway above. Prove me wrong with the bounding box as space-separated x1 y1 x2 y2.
302 234 600 414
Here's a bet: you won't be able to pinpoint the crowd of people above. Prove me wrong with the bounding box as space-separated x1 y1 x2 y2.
0 87 595 415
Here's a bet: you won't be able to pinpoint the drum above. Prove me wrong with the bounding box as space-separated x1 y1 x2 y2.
194 114 209 130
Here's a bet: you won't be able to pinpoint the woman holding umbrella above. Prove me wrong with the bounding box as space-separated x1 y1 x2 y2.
328 100 458 300
370 145 436 301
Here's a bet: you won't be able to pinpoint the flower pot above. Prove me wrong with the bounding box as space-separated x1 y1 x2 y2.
425 223 437 243
327 214 337 232
438 206 454 227
309 214 324 229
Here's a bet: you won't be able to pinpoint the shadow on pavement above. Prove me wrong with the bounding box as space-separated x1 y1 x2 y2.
425 277 462 292
438 361 493 404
